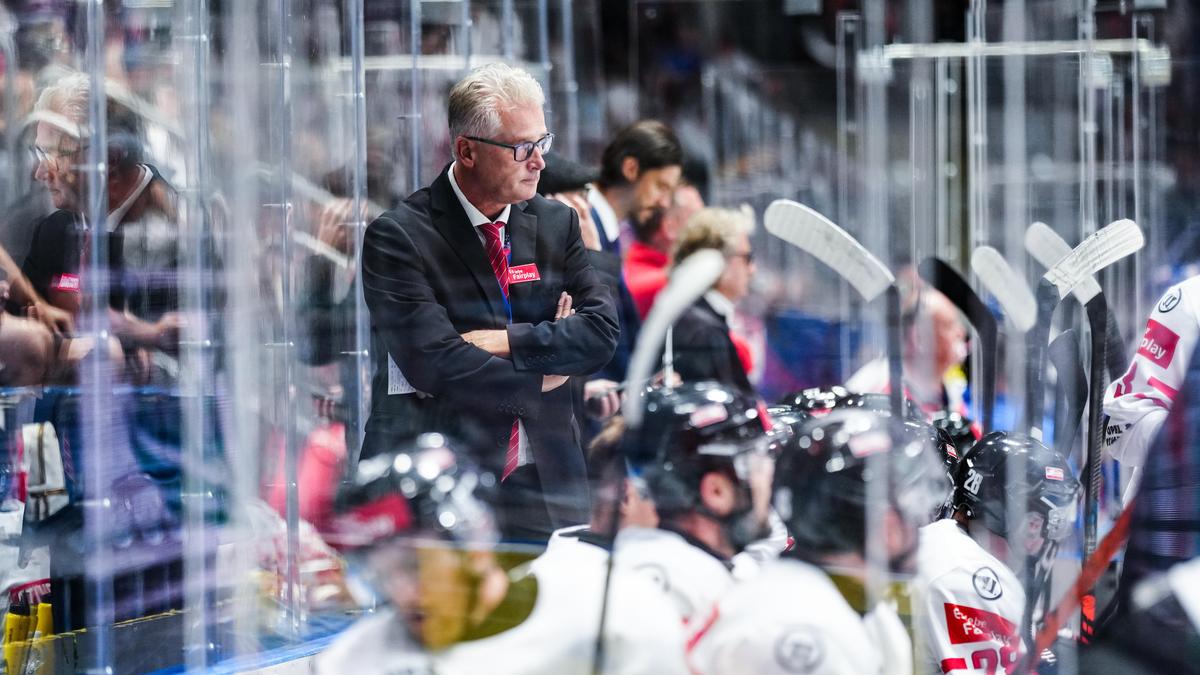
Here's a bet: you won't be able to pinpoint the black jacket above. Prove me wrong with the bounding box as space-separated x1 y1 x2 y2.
671 296 754 396
360 165 619 526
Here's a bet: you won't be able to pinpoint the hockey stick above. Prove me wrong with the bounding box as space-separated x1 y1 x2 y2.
1025 222 1127 380
1047 329 1087 457
917 258 999 432
1023 219 1143 438
971 246 1036 333
597 249 725 674
763 200 904 416
1019 499 1135 672
1024 222 1137 638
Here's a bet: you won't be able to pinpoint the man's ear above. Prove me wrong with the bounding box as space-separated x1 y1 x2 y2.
698 471 733 517
456 137 476 168
621 156 641 184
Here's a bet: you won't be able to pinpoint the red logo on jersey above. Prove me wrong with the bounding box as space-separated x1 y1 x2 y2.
944 603 1017 647
508 264 540 284
1137 319 1179 368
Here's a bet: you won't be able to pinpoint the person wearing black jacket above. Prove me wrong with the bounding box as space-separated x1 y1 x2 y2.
667 207 757 396
360 64 618 542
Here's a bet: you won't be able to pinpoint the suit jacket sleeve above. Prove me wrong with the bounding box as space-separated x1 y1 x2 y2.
506 208 620 376
361 212 544 419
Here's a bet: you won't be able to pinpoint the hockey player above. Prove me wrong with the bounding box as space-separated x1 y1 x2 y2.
913 431 1081 675
1103 275 1200 496
615 380 778 625
688 408 947 675
315 433 687 675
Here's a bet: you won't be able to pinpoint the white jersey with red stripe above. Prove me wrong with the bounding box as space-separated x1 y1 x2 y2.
913 519 1026 675
611 526 735 626
1103 275 1200 468
845 357 972 421
687 558 889 675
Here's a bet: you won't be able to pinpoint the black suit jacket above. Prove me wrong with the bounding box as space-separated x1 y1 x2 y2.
360 166 619 526
672 297 755 396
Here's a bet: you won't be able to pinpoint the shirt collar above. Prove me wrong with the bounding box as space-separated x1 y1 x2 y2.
449 161 511 227
586 185 621 244
703 289 736 323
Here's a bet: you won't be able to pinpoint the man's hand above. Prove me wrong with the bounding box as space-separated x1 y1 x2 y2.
28 300 74 336
555 292 576 320
460 329 511 358
584 378 622 419
550 192 602 251
541 374 569 392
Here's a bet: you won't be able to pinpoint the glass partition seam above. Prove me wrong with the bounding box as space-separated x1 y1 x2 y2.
267 0 304 640
347 0 370 470
560 0 580 158
223 0 265 660
177 0 216 669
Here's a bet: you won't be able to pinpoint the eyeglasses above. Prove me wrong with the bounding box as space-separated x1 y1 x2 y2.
464 132 554 162
29 143 84 168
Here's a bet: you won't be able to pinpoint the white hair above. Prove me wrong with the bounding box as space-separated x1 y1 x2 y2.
448 63 544 158
34 71 90 135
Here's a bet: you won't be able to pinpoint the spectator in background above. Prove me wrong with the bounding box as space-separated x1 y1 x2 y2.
666 207 758 395
535 154 623 424
625 181 704 320
845 274 969 419
359 63 618 543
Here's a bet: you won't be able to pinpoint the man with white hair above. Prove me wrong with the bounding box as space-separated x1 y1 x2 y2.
360 63 619 543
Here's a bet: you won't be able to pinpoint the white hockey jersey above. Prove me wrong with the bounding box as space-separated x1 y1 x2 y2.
610 526 734 625
1103 275 1200 468
687 558 898 675
913 519 1026 675
312 608 434 675
437 533 689 675
315 539 689 675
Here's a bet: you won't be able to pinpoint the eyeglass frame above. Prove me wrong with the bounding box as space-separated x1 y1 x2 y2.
463 132 554 162
29 142 86 169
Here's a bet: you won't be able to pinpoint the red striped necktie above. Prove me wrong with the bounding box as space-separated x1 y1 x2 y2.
480 221 520 479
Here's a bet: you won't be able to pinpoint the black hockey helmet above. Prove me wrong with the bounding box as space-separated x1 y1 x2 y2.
326 432 498 550
773 409 947 562
627 381 776 549
950 431 1080 545
930 410 978 476
781 386 924 423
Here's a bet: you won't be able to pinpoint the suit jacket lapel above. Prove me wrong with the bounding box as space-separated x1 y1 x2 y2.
429 168 509 323
506 201 539 320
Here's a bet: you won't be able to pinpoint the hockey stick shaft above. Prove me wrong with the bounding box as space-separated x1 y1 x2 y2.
1083 295 1108 560
886 285 904 418
1027 500 1134 667
918 257 999 431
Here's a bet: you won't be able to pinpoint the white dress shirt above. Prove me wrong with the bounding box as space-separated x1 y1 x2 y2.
448 163 530 467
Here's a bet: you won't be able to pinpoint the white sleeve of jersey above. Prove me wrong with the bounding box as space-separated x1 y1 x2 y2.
1103 278 1200 467
862 601 912 675
916 579 1023 675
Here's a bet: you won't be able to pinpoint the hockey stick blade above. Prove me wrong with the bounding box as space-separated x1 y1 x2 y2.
971 246 1037 333
1026 222 1130 379
764 199 895 301
1025 222 1103 303
1042 219 1144 302
622 249 726 427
